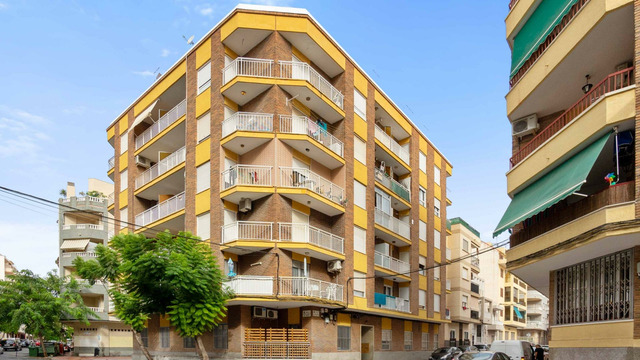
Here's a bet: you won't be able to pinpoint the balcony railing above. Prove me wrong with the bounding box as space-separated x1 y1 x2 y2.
374 168 410 202
279 115 344 157
221 165 273 191
374 125 410 165
470 256 479 267
509 0 589 88
279 167 344 205
62 224 104 231
223 57 274 85
222 112 274 138
62 252 98 258
107 193 114 206
221 221 273 244
526 321 548 329
279 277 343 302
135 99 187 150
279 61 344 109
510 67 634 167
108 156 115 170
61 196 105 204
87 307 105 313
278 223 344 254
374 293 411 313
224 275 274 296
134 192 185 228
511 181 635 247
374 251 410 274
374 208 410 239
135 146 186 189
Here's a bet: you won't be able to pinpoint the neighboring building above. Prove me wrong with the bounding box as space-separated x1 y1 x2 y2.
445 218 484 346
58 180 133 356
0 253 17 280
518 290 548 345
502 272 527 341
105 4 452 359
477 242 507 344
498 0 637 358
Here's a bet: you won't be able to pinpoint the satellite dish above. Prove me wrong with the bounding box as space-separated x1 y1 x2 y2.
182 35 195 45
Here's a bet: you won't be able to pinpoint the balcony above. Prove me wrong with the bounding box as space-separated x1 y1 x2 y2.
220 165 274 204
279 61 344 123
278 167 345 216
527 304 547 315
510 181 635 247
374 293 411 313
446 248 452 261
134 192 185 232
278 115 344 169
470 256 479 268
134 99 186 152
62 224 104 231
525 321 548 330
279 277 344 302
224 275 274 296
374 251 410 282
59 251 98 267
221 221 274 254
61 196 107 212
374 208 410 243
374 168 410 205
374 125 410 176
108 156 115 171
278 223 344 260
135 146 186 199
221 112 274 155
107 193 114 207
222 57 274 105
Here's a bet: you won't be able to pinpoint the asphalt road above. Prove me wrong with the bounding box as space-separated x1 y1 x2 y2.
0 349 29 359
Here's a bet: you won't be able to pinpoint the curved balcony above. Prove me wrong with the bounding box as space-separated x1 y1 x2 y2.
278 222 344 260
134 192 185 232
220 165 273 204
278 167 345 216
374 208 410 243
279 115 344 169
134 99 186 151
221 112 274 155
221 57 274 105
221 221 274 254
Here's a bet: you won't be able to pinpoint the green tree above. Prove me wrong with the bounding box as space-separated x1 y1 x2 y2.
0 270 93 357
74 231 231 360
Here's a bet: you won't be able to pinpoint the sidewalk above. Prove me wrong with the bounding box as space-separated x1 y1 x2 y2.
56 357 130 360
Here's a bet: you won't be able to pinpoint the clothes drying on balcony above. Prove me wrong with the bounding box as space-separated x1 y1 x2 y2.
374 292 388 306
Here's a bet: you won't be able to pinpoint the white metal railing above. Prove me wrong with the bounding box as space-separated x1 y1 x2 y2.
279 277 343 302
374 168 411 202
107 193 114 206
471 256 480 267
62 252 97 258
134 192 185 228
279 61 344 109
279 115 344 157
279 167 344 205
374 251 409 273
135 99 187 150
374 294 410 313
224 275 274 296
135 147 186 189
220 165 272 191
87 307 105 313
223 57 274 85
446 248 452 261
374 208 410 239
526 321 548 329
446 279 451 291
278 223 344 254
221 221 273 244
76 196 104 203
108 156 115 170
222 112 273 138
374 124 410 165
62 224 104 230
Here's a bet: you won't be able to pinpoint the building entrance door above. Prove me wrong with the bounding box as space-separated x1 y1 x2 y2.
361 325 373 360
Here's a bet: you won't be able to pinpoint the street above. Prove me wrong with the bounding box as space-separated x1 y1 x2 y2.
0 350 130 360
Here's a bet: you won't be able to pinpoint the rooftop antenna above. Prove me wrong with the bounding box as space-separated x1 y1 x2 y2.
182 35 195 45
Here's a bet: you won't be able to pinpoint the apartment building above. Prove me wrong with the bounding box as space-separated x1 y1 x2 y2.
518 290 548 345
105 4 452 360
497 0 638 358
502 272 527 341
0 253 17 281
57 180 133 356
477 242 507 344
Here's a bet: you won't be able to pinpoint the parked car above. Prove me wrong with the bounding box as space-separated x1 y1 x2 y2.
459 345 479 353
489 340 534 360
430 347 464 360
459 352 512 360
19 339 29 348
474 344 490 351
3 338 22 351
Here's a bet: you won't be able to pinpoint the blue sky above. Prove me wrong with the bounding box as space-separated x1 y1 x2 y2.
0 0 512 275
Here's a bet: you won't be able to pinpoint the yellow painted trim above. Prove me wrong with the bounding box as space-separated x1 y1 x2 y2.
277 188 345 213
107 126 115 141
291 99 311 116
374 90 411 135
374 180 411 209
291 46 310 63
134 61 186 117
118 115 128 135
354 115 367 140
118 189 128 209
107 168 115 177
374 224 411 246
381 317 392 330
221 131 275 144
119 152 128 172
433 153 442 168
434 216 441 231
354 69 368 96
422 323 429 332
354 161 368 185
374 266 411 281
195 190 211 215
220 240 276 251
354 206 367 228
550 320 638 348
375 138 411 171
384 279 393 287
445 163 453 176
223 148 239 162
224 201 238 212
419 206 427 222
134 209 185 234
195 37 212 69
337 313 351 326
220 186 275 199
288 308 301 324
419 240 427 256
419 137 428 154
433 280 441 294
419 275 427 290
107 203 114 212
404 321 412 332
196 139 211 166
280 242 345 260
159 314 171 327
277 134 346 164
134 116 186 156
292 201 311 215
291 149 311 165
291 252 311 262
220 12 276 41
134 162 185 195
434 184 441 201
224 96 238 111
419 309 427 318
434 248 441 263
196 87 211 118
354 251 367 272
224 252 238 262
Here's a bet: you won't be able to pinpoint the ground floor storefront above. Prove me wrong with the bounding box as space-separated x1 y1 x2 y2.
68 321 133 357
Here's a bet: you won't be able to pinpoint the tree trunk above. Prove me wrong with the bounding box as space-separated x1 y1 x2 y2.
195 336 209 360
133 331 153 360
39 335 47 358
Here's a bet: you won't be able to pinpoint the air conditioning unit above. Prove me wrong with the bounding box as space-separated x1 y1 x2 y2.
266 309 278 319
511 114 538 138
253 307 266 318
135 155 151 169
239 198 252 213
327 260 342 273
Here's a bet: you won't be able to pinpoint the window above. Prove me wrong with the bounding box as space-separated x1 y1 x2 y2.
354 181 366 209
464 332 469 340
381 329 391 350
160 327 170 348
354 136 366 164
419 256 427 276
183 337 195 349
434 199 440 217
419 151 427 173
434 165 441 185
433 263 440 281
354 226 366 254
462 295 468 308
120 131 128 154
354 89 366 119
353 271 366 297
434 230 441 249
419 290 426 309
197 162 210 193
197 112 211 142
462 267 469 280
197 61 211 94
141 328 148 347
434 294 441 312
337 326 350 350
419 220 427 241
450 330 456 340
120 169 128 191
213 324 228 349
555 249 632 325
404 331 412 350
120 207 128 229
462 239 469 252
505 305 511 321
419 187 426 207
197 213 210 240
421 332 429 350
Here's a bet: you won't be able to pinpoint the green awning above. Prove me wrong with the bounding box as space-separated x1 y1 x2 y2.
493 133 610 238
510 0 579 79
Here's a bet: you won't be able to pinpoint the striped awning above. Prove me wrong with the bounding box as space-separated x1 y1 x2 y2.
60 239 90 251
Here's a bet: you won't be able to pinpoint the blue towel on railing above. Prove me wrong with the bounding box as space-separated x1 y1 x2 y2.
374 293 387 305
